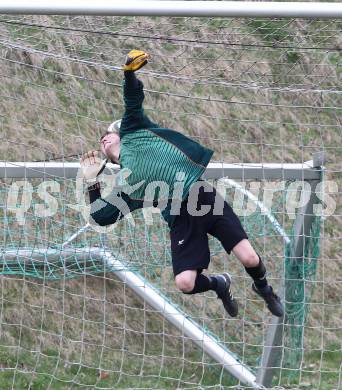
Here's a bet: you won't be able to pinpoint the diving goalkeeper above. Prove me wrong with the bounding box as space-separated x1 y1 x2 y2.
80 50 283 318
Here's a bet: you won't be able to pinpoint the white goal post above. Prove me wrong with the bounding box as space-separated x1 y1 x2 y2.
0 1 342 19
0 159 323 180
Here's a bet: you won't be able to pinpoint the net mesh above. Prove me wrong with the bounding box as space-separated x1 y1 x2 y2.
0 12 340 390
0 176 323 388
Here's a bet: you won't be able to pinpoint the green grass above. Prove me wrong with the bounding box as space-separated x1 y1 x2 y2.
278 344 342 389
0 345 241 389
0 344 340 389
248 19 292 44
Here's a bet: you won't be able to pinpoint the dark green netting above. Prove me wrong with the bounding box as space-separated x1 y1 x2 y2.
283 215 321 374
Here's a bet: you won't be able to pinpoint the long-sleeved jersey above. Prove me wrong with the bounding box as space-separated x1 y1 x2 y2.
90 72 213 228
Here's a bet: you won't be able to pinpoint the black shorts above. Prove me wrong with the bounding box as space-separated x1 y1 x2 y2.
170 182 248 276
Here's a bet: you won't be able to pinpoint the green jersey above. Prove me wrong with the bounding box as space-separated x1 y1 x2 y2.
90 72 213 227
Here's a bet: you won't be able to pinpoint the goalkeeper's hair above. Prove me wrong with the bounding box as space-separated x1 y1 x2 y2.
100 120 121 141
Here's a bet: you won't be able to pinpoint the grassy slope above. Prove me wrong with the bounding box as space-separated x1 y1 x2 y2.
0 15 341 389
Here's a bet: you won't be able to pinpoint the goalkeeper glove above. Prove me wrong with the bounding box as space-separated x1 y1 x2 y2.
123 49 150 72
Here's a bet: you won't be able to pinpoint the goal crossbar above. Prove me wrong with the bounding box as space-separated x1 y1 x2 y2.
0 159 323 180
0 1 341 19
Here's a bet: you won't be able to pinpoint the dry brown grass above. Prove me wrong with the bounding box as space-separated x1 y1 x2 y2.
0 15 340 388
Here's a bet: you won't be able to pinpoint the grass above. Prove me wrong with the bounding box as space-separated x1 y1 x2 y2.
248 19 293 44
0 13 341 390
0 344 241 389
278 344 342 389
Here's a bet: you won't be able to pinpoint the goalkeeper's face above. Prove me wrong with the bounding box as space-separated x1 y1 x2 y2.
100 132 120 163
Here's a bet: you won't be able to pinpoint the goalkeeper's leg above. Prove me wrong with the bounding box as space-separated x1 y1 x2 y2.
175 270 238 318
232 240 284 317
207 186 284 318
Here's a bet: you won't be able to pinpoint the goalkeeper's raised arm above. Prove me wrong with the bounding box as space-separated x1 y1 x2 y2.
80 50 155 227
120 50 158 134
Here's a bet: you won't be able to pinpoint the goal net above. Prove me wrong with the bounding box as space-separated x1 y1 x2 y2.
0 10 340 389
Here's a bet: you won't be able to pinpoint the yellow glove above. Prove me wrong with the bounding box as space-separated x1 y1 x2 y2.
123 50 150 72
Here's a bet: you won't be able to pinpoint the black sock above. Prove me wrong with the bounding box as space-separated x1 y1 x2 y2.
184 273 217 295
88 183 101 203
245 256 268 289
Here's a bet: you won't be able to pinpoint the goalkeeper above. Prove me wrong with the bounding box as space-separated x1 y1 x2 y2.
80 50 283 318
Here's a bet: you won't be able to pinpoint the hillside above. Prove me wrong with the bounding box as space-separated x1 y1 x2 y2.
0 13 341 389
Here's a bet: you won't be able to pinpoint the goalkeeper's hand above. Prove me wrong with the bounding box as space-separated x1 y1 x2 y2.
80 151 107 185
123 49 150 72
